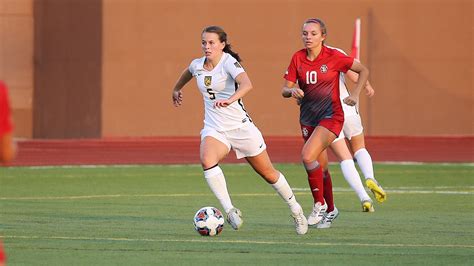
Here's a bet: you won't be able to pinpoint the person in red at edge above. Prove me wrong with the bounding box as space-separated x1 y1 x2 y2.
282 18 369 229
0 80 17 266
0 241 5 266
0 80 16 163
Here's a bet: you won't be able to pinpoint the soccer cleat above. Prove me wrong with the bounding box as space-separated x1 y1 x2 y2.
226 208 243 230
366 178 387 203
362 199 375 212
307 201 327 226
316 207 339 229
291 209 308 235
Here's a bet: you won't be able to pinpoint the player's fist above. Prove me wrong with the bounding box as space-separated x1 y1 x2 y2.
343 95 358 106
172 90 183 107
291 88 304 99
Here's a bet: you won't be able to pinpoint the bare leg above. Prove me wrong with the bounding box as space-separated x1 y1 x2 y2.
302 126 336 205
246 150 308 234
0 133 16 163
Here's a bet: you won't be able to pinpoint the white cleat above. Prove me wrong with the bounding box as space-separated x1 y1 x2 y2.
226 208 243 230
316 207 339 229
291 209 308 235
307 201 327 226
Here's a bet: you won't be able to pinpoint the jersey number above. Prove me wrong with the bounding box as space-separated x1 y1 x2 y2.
305 71 317 84
207 89 216 100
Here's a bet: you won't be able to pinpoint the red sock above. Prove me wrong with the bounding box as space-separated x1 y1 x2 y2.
323 170 334 212
307 166 324 204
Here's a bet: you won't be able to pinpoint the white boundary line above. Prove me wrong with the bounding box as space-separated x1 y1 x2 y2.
0 188 472 201
2 235 472 249
1 161 472 169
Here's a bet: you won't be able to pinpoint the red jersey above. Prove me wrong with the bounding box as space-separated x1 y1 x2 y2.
0 81 13 136
284 46 354 127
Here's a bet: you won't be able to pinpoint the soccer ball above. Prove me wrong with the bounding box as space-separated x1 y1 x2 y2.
193 206 225 236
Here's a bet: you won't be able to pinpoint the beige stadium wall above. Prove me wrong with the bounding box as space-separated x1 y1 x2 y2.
4 0 472 138
101 0 473 137
0 0 34 138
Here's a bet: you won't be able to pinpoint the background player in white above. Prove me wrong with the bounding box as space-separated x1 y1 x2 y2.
326 45 387 207
171 25 308 235
336 67 387 204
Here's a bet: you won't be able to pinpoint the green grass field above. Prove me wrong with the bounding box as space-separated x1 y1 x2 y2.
1 163 473 265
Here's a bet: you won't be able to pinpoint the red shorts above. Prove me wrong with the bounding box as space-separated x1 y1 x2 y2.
300 118 343 142
0 81 13 136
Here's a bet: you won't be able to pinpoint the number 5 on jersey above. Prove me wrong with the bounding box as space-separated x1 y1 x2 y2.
207 89 216 100
306 71 317 84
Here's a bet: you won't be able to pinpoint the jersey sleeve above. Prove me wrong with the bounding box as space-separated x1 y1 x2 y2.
334 52 354 73
284 53 298 83
0 81 13 136
224 55 245 80
188 60 196 76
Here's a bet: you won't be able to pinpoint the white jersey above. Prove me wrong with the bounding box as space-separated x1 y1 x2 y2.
326 45 359 117
189 52 251 131
326 46 365 142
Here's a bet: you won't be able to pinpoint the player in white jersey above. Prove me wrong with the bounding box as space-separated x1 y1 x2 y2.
172 26 308 235
327 46 387 211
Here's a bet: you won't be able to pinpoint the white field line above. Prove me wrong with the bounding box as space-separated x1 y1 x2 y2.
3 161 473 170
0 187 472 200
1 235 473 249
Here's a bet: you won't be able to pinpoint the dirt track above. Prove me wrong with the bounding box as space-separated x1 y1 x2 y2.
3 136 472 167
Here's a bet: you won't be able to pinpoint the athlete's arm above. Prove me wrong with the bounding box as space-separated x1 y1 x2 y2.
172 68 193 107
214 72 253 108
343 60 369 106
346 70 374 97
0 132 16 163
281 80 304 99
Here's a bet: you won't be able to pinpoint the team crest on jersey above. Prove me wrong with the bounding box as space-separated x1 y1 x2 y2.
302 127 309 138
234 62 242 68
320 65 328 73
204 76 212 87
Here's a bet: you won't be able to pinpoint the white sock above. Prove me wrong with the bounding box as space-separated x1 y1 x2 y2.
203 165 234 213
271 173 301 214
340 159 371 201
354 148 375 180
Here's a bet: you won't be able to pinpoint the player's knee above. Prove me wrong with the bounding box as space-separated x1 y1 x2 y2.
260 169 279 184
301 152 317 165
200 156 218 170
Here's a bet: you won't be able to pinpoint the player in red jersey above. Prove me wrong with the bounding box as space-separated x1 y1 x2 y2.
0 80 16 163
0 240 5 266
282 18 369 228
0 80 15 266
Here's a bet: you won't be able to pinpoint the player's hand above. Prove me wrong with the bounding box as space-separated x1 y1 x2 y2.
214 99 232 108
343 95 358 106
291 88 304 100
172 90 183 107
365 84 375 97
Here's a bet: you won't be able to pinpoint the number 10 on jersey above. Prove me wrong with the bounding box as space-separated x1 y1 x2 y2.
306 71 317 84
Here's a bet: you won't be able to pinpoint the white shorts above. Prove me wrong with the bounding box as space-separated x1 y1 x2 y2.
200 122 267 159
333 114 364 142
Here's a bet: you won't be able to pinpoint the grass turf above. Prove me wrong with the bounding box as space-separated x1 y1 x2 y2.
1 163 473 265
